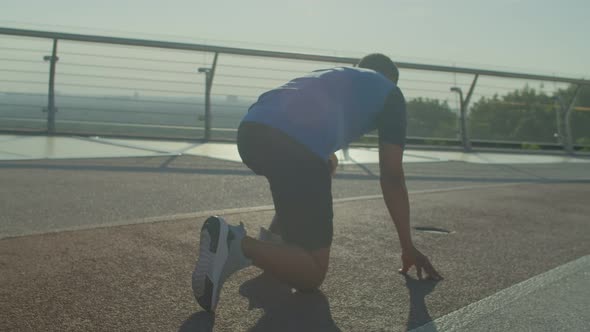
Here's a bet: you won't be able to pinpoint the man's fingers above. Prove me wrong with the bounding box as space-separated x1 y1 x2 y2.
399 260 412 274
424 262 443 280
400 253 443 281
430 269 443 280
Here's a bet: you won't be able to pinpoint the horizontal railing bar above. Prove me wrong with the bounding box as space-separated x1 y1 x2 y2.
0 79 47 85
55 119 202 130
57 72 200 85
216 73 291 82
470 138 561 146
402 87 455 94
57 50 207 65
2 27 588 85
467 100 555 107
212 104 250 110
0 57 45 64
0 103 42 108
55 95 200 106
219 63 316 74
54 82 198 94
58 106 200 116
363 133 563 146
0 68 48 75
215 83 278 90
364 134 460 141
210 94 260 100
0 46 49 53
0 117 46 121
59 62 199 75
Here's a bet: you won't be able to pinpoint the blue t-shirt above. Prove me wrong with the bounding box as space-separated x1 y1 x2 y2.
242 67 406 159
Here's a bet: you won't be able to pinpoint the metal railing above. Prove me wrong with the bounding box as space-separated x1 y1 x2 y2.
1 27 589 153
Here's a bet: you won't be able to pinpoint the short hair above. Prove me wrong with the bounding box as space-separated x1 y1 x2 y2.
357 53 399 83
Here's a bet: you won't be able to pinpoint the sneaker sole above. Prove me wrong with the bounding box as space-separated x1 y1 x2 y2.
192 216 229 312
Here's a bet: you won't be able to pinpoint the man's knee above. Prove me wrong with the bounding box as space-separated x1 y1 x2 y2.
292 266 327 292
302 247 330 290
296 281 324 293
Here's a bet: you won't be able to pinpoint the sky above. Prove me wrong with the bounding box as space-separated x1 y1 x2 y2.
1 0 589 78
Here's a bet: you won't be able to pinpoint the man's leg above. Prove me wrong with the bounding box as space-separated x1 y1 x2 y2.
268 214 281 234
242 237 330 291
253 152 333 290
253 150 338 289
192 215 330 312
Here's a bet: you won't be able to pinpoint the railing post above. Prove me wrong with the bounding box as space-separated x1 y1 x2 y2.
198 52 219 141
450 87 467 150
43 39 59 134
564 85 581 155
450 75 478 152
554 96 565 145
462 74 478 151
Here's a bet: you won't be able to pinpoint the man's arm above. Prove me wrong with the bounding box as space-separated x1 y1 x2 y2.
379 143 412 250
379 143 442 280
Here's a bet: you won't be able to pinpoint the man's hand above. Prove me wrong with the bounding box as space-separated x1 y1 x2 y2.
378 143 442 281
399 246 443 280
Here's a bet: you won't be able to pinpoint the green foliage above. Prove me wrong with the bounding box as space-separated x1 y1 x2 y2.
576 137 590 152
555 84 590 106
398 84 590 149
469 85 557 143
560 85 590 145
406 97 457 139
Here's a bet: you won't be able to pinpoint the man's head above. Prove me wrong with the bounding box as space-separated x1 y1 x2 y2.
357 53 399 84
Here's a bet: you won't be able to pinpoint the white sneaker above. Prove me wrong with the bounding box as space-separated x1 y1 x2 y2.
192 216 251 312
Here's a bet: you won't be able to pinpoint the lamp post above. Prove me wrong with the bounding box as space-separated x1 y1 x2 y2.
450 87 471 152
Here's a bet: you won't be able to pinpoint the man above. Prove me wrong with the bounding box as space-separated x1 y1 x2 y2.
192 53 442 312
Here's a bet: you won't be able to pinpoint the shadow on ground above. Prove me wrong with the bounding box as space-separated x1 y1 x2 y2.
239 273 340 332
179 273 340 332
178 311 215 332
404 274 441 331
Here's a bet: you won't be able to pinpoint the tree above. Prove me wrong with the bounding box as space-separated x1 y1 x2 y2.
555 85 590 147
469 86 556 143
406 97 457 139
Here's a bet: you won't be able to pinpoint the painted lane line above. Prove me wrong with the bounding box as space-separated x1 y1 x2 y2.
409 255 590 332
0 182 525 240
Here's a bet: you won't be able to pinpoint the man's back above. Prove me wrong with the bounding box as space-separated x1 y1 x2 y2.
242 67 397 159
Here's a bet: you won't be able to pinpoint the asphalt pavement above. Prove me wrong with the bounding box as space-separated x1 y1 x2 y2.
1 151 589 331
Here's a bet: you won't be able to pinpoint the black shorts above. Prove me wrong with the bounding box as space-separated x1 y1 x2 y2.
237 122 333 251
